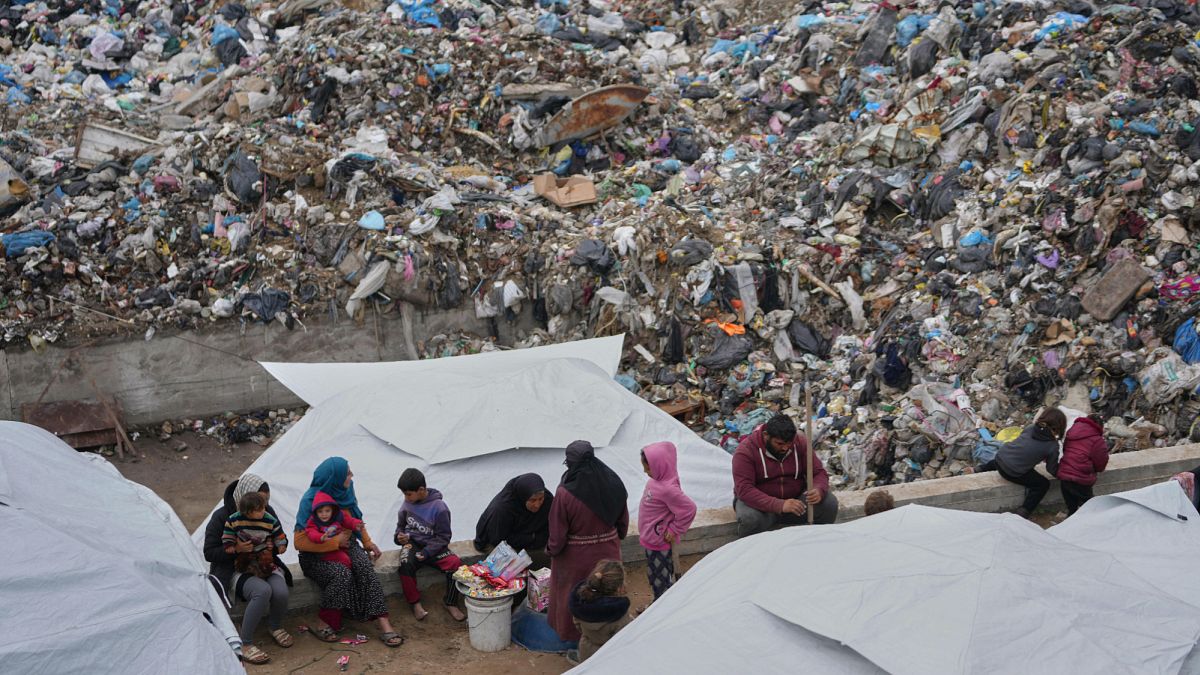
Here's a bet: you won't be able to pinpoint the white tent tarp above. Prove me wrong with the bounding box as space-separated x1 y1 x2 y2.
194 340 734 563
0 422 243 675
360 359 632 463
1050 480 1200 604
575 503 1200 675
261 334 625 407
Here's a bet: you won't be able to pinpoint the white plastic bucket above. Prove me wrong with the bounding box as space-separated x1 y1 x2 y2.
464 593 512 652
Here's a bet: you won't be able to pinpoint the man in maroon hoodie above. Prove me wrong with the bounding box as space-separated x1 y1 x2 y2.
733 414 838 537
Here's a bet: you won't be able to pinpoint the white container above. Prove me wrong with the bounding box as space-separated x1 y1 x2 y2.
463 590 513 652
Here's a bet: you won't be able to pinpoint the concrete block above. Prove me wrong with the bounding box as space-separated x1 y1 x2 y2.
1082 258 1151 321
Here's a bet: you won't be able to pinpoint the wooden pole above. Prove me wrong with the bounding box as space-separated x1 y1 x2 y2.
805 382 815 524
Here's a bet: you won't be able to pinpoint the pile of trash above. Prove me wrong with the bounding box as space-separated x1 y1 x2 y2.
6 0 1200 488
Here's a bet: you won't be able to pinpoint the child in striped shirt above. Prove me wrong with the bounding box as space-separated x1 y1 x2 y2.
223 492 288 579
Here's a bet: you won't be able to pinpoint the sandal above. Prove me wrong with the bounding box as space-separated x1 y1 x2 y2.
313 626 340 643
380 631 404 648
271 629 294 648
240 645 271 665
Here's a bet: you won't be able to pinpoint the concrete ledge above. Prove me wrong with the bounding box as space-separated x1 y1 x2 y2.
274 444 1200 614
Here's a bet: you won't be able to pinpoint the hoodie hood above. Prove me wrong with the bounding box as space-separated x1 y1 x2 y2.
642 442 680 485
311 491 341 523
1069 416 1104 438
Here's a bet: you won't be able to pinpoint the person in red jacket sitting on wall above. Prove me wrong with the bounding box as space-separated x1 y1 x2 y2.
1057 414 1110 515
732 414 839 537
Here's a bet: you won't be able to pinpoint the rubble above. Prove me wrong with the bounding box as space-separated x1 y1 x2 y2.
6 0 1200 489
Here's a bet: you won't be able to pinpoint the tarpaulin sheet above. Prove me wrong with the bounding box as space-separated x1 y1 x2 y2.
0 423 242 674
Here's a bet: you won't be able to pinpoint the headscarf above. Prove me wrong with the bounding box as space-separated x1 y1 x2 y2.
232 473 266 508
295 456 361 531
560 440 627 526
474 473 552 550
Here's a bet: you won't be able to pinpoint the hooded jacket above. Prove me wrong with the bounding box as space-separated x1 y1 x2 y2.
638 442 697 552
733 425 830 514
997 424 1060 477
1056 417 1109 486
203 479 293 598
304 491 364 543
395 488 452 558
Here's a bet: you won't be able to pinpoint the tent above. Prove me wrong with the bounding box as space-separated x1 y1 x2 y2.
574 501 1200 675
261 334 625 407
194 336 734 562
0 422 242 675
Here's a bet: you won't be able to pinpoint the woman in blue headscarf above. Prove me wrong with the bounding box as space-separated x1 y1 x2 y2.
294 457 403 647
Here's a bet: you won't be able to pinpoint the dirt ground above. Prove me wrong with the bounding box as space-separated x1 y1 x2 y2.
113 432 689 674
118 429 268 530
237 556 688 675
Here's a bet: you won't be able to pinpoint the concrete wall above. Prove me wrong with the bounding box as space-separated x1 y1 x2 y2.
0 305 534 425
273 443 1200 613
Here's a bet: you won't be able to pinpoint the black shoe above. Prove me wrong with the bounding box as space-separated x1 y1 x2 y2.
1014 507 1031 519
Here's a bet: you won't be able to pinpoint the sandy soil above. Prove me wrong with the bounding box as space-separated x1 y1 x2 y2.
240 558 683 675
112 434 686 674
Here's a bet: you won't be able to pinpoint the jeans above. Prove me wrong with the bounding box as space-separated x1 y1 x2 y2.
734 491 839 538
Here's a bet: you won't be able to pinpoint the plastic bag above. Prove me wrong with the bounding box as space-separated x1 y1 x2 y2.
1 231 55 257
698 333 753 370
787 319 830 357
1174 318 1200 364
570 239 615 273
224 150 262 204
669 239 712 266
241 288 290 323
483 541 520 575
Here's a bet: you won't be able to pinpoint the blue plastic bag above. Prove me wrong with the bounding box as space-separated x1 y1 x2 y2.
211 25 241 45
1175 318 1200 364
1034 12 1087 41
972 439 1001 465
896 14 933 47
2 231 56 257
395 0 441 28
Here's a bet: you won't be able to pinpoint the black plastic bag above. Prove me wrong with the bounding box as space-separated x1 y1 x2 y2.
224 150 263 204
669 239 713 266
664 317 684 364
241 288 290 323
669 135 701 162
697 333 753 370
310 77 337 124
787 318 830 357
570 239 615 273
215 37 247 67
436 258 462 309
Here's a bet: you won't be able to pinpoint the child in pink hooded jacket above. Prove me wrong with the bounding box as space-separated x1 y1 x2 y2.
638 442 697 600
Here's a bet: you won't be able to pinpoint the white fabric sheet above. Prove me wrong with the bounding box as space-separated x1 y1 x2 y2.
261 334 625 406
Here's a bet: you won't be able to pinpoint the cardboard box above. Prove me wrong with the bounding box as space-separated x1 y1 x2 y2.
533 173 597 207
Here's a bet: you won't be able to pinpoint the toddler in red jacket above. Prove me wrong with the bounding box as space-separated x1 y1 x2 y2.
1058 414 1109 515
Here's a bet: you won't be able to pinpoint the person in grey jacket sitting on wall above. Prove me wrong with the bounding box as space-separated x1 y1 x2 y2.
977 408 1067 519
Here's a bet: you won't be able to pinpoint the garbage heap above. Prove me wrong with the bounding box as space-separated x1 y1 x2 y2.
5 0 1200 488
